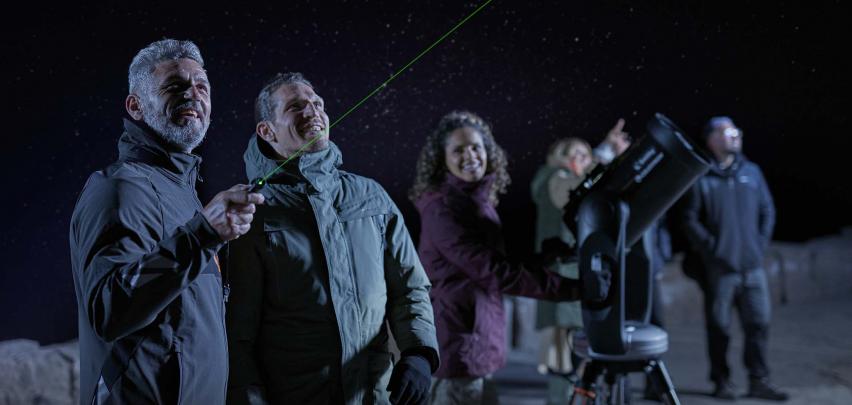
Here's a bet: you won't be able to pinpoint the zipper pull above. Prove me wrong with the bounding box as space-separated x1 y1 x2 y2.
222 243 231 303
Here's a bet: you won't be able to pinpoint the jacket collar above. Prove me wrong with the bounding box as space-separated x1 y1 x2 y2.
413 172 497 213
708 153 744 177
243 134 342 194
117 118 202 184
444 172 496 204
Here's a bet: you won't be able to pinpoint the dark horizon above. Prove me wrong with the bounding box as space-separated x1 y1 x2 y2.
2 1 849 344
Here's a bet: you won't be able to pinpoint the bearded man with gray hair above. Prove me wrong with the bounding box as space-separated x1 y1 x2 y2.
70 39 264 404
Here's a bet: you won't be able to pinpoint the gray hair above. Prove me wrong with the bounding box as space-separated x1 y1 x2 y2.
254 72 314 123
128 39 204 96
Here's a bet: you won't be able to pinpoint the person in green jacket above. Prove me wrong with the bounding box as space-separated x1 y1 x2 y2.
531 137 593 405
225 73 439 405
532 120 631 405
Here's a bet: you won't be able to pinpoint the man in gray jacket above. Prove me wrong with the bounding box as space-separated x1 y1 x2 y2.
226 73 439 405
70 39 264 404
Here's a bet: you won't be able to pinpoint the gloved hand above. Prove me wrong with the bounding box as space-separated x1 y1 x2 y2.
387 354 432 405
540 237 577 269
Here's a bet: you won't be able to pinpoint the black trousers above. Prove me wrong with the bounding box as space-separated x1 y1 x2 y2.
650 275 666 329
700 269 772 383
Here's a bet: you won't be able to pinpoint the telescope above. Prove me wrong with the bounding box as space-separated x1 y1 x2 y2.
564 113 711 405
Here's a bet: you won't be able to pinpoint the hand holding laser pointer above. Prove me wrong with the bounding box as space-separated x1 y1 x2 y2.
202 184 265 241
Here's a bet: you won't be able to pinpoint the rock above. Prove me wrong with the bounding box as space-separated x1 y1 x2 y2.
0 339 79 405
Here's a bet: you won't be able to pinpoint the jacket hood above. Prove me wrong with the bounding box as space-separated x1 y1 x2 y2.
243 134 343 194
118 118 202 184
708 153 745 177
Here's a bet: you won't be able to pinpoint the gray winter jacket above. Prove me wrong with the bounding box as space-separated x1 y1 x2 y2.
226 136 438 405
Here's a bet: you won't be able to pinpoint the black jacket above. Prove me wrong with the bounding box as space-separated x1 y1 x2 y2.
70 119 227 404
680 154 775 275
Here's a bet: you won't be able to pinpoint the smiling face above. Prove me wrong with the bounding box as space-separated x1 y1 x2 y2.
444 126 488 183
131 58 211 152
257 82 330 159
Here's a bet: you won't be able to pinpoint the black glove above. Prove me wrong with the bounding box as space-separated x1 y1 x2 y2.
539 237 577 269
387 354 432 405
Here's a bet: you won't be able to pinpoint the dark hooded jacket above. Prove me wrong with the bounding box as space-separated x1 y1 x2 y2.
225 137 438 405
415 173 580 378
681 153 775 275
70 119 228 404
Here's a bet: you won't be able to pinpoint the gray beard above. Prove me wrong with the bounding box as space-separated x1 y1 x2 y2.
142 99 208 153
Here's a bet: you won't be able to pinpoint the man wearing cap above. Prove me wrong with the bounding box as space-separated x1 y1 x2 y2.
680 116 787 401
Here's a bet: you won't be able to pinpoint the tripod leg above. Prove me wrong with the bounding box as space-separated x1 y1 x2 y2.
570 360 603 405
607 374 627 405
569 384 600 405
582 360 602 386
647 360 680 405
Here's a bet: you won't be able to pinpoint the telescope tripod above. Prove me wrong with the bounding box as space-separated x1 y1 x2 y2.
569 358 680 405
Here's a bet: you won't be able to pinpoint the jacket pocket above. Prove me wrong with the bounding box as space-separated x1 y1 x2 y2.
368 350 394 403
338 209 391 304
262 219 315 305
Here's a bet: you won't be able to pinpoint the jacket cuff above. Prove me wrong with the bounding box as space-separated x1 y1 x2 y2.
401 347 440 374
187 212 225 248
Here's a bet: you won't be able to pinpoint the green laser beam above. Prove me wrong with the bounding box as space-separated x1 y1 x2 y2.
256 0 494 185
328 0 494 130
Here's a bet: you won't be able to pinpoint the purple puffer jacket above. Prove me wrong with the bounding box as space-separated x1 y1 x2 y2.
415 173 579 378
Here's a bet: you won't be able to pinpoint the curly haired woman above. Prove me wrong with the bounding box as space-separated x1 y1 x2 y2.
410 111 581 405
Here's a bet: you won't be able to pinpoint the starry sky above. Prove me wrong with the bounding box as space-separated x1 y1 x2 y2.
2 1 849 343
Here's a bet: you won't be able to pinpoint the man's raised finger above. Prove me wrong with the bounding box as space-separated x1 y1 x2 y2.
228 184 251 192
223 190 265 206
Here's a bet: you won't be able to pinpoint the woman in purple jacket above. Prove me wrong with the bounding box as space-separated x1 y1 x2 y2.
409 111 581 404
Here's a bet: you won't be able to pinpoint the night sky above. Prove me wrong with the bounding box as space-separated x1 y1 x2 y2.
2 1 849 344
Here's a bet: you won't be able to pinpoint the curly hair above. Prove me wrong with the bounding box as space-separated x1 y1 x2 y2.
409 111 511 206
